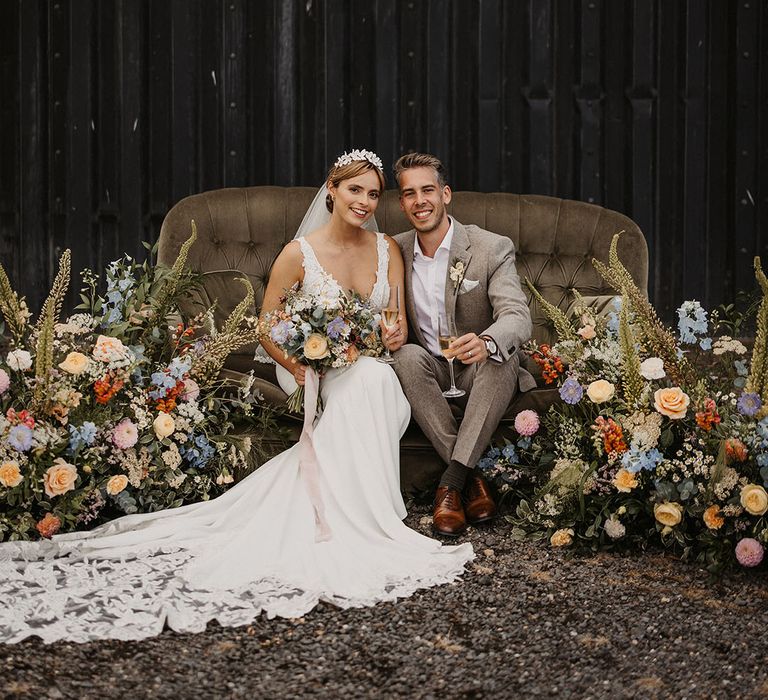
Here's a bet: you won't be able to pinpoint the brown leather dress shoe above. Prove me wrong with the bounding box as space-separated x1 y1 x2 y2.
464 473 497 525
433 486 467 537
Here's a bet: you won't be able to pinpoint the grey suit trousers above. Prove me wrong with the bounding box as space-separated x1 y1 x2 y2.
393 344 520 469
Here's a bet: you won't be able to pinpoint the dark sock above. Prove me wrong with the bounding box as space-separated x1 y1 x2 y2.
439 460 471 491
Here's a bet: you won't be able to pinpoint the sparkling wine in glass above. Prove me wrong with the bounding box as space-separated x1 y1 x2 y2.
378 285 399 364
438 313 465 398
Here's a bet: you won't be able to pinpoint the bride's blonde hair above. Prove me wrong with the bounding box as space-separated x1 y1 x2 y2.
325 160 386 213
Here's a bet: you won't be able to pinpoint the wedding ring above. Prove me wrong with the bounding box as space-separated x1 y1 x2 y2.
468 350 473 357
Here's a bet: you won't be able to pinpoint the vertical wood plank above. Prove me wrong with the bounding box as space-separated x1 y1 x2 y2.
450 0 478 189
425 0 450 167
198 0 223 192
275 0 298 184
248 0 275 185
400 0 426 154
349 0 376 154
733 0 759 294
500 0 526 194
525 0 554 194
224 0 248 187
574 0 603 205
374 0 398 176
477 0 501 192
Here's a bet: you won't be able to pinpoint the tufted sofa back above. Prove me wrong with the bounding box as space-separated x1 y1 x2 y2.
158 187 647 347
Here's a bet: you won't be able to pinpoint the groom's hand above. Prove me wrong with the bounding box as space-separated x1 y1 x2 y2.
451 333 488 365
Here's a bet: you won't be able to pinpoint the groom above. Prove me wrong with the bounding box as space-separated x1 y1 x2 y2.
392 152 535 537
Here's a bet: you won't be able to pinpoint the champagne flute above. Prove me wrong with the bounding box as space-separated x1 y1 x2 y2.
378 285 399 364
438 313 465 398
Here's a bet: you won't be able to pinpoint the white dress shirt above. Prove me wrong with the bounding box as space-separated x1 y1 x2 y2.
412 219 455 356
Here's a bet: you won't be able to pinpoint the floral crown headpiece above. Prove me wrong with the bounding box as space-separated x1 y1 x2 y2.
333 149 383 171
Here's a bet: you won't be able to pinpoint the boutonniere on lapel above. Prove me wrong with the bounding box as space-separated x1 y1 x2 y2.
450 258 480 296
449 259 466 291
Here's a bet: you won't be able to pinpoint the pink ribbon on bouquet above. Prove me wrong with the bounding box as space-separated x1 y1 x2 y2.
298 368 332 542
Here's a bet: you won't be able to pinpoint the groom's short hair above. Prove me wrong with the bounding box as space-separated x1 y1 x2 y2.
393 153 448 189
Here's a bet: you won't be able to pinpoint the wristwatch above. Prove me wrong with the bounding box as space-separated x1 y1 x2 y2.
481 335 498 356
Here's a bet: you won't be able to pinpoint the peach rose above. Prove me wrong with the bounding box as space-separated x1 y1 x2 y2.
703 505 725 530
613 468 638 493
106 474 129 496
0 460 22 488
303 333 330 361
654 387 690 420
153 412 176 439
586 379 615 404
92 334 128 362
577 325 596 340
58 351 89 375
550 528 574 547
654 501 684 527
740 484 768 516
44 458 78 498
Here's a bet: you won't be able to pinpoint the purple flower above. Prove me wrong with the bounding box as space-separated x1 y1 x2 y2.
326 316 349 341
559 377 583 404
737 392 762 417
735 538 764 568
270 320 296 346
7 424 33 452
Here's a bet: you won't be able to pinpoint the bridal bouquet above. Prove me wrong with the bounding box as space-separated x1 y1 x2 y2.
262 285 383 412
0 225 280 542
481 234 768 572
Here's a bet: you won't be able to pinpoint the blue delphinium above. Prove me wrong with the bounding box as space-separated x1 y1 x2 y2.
102 259 136 326
182 434 216 469
559 377 583 405
168 356 192 380
149 371 179 400
737 392 762 417
69 421 98 453
7 424 33 452
606 297 622 335
677 300 710 349
621 447 663 474
502 443 518 461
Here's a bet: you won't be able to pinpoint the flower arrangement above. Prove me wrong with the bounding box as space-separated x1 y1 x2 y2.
262 284 383 412
480 234 768 572
0 223 279 541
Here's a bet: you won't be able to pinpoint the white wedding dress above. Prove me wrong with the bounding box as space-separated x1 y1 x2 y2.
0 232 474 644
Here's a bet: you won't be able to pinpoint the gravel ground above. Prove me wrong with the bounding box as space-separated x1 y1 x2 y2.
3 505 768 700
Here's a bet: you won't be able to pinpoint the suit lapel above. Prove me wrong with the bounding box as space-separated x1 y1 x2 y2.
401 229 430 349
444 221 472 320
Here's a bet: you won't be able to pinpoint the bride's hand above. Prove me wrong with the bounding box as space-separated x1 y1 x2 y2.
381 317 405 353
291 360 309 386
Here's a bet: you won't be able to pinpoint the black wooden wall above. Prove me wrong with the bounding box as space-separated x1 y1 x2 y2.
1 0 767 321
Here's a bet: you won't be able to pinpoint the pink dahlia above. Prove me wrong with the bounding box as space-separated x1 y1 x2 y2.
182 378 200 402
111 418 139 449
0 369 9 395
735 538 764 568
514 409 540 437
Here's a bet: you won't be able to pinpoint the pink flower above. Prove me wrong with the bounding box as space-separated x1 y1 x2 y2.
111 418 139 449
182 378 200 402
735 538 764 568
0 369 9 395
514 409 540 436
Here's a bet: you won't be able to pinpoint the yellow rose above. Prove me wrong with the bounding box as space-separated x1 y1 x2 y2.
740 484 768 516
304 333 330 361
58 351 89 375
44 458 78 498
0 460 22 488
106 474 129 496
654 501 684 527
613 468 638 493
153 412 176 439
654 387 690 419
703 505 725 530
586 379 615 404
550 528 574 547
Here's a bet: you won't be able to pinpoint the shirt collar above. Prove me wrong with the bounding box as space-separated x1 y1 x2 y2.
414 217 454 260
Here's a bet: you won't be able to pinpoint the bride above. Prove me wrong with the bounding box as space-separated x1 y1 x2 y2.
0 149 474 644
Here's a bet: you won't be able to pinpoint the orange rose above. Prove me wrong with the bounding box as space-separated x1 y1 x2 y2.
106 474 129 496
654 387 690 420
36 513 62 538
44 458 78 498
0 460 22 488
703 505 725 530
613 468 638 493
